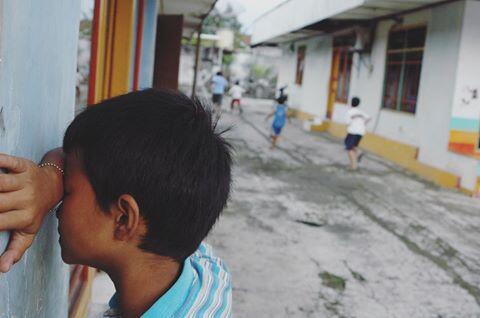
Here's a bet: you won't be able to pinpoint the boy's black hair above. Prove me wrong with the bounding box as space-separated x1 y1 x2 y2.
63 89 232 261
235 80 240 85
277 95 288 105
351 97 360 107
216 71 223 76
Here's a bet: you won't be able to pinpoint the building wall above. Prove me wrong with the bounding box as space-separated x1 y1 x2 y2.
348 1 477 190
445 0 480 190
343 9 439 147
0 1 80 317
277 36 332 118
415 1 479 190
275 0 479 190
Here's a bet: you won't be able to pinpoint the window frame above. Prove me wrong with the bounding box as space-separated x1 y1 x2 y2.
295 45 306 85
334 47 354 104
333 33 356 104
382 24 428 114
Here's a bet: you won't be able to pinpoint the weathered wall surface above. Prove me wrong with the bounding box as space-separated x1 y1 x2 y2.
276 36 332 118
139 0 159 89
0 1 80 317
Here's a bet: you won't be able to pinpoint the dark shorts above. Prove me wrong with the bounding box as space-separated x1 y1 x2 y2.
272 125 283 136
212 94 223 105
344 133 362 150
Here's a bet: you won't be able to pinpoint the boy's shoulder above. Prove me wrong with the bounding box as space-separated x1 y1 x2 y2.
164 242 232 317
105 243 232 318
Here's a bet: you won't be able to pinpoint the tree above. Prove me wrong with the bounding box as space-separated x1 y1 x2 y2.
202 4 245 49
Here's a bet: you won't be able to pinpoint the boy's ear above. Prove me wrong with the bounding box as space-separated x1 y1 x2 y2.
112 194 142 242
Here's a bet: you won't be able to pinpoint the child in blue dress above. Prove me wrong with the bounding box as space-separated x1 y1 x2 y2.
266 95 288 149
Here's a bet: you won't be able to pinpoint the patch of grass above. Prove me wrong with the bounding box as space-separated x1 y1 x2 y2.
350 270 366 282
319 271 346 291
409 223 426 232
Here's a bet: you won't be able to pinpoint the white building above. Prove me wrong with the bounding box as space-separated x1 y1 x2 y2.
252 0 480 195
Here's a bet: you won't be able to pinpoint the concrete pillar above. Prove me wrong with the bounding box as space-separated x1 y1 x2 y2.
153 15 184 90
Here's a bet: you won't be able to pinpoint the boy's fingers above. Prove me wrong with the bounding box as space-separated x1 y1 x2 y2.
0 154 28 173
0 231 35 273
0 210 30 231
0 174 23 192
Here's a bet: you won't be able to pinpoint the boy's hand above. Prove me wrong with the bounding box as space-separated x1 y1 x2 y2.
0 151 64 272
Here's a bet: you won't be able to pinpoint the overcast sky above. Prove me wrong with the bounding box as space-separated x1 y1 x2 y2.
215 0 287 33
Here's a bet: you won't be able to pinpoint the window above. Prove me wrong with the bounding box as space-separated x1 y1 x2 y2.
335 48 353 103
383 26 427 113
295 45 306 85
333 34 355 103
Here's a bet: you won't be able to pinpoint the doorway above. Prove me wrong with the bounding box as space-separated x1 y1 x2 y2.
326 34 355 119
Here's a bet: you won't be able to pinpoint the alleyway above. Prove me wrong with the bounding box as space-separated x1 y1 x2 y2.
208 98 480 317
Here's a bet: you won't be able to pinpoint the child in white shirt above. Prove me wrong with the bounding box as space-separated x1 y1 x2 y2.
345 97 370 170
228 81 245 114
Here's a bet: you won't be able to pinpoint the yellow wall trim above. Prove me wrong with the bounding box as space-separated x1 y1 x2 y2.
109 0 135 97
449 130 478 144
288 108 314 121
328 121 459 189
291 108 464 192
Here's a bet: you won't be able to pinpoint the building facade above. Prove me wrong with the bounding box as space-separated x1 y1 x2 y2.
252 0 480 195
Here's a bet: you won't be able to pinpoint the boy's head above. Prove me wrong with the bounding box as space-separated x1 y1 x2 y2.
235 80 240 85
216 71 223 76
59 89 232 266
277 95 288 105
351 97 360 107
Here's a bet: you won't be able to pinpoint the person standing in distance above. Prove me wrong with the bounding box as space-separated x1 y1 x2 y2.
228 81 245 114
211 71 228 114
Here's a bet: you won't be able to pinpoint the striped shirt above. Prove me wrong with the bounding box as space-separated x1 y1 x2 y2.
104 243 232 318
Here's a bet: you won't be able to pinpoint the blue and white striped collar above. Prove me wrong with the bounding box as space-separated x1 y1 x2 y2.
106 258 194 318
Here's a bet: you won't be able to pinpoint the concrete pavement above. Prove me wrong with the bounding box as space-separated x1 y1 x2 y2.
209 98 480 317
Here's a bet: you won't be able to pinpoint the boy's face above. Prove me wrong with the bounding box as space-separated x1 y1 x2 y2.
57 154 114 267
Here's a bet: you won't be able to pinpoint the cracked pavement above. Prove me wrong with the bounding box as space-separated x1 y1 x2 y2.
208 98 480 318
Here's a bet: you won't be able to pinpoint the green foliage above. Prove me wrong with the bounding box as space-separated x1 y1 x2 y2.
79 19 92 38
202 4 245 49
222 53 234 66
203 5 242 34
319 271 346 291
251 64 272 78
350 270 366 282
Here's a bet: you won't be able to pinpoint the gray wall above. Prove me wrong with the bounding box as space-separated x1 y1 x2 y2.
0 1 80 317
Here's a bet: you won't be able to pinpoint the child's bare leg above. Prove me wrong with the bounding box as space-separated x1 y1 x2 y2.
356 148 364 162
348 149 358 170
215 103 222 115
271 135 278 149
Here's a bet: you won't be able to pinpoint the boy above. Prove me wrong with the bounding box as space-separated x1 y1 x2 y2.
265 95 288 149
211 71 228 113
0 89 232 318
345 96 370 170
228 81 245 114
